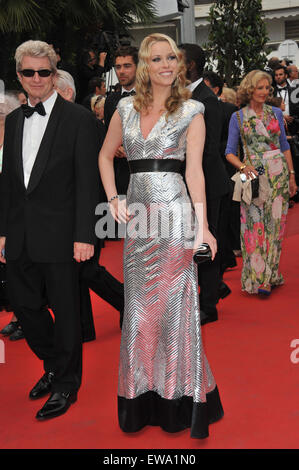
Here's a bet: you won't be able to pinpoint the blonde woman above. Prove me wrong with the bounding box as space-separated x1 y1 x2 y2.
99 33 223 439
220 87 237 106
226 70 297 295
91 95 105 122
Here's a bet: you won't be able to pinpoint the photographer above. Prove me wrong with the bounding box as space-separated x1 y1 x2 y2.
78 49 107 101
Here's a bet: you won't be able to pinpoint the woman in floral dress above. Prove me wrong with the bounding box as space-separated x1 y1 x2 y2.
226 70 297 295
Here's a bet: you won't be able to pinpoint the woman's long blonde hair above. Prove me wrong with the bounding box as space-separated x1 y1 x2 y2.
134 33 191 117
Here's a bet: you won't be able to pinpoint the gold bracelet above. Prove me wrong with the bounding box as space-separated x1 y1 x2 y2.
289 170 295 175
239 164 246 172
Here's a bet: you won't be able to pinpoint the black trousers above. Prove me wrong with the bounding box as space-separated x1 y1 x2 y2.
79 240 124 339
198 195 228 314
6 246 82 393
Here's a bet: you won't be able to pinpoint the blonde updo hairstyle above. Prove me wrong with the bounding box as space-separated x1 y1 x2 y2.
237 69 273 106
134 33 191 117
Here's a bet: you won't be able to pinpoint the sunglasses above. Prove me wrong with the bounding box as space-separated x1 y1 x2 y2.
19 69 53 77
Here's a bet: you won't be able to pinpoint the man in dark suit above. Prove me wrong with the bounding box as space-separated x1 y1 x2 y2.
55 70 124 339
77 49 107 102
104 46 138 196
0 40 100 420
273 64 299 135
179 44 232 326
203 70 240 269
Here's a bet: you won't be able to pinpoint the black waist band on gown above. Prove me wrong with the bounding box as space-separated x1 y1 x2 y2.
128 159 183 174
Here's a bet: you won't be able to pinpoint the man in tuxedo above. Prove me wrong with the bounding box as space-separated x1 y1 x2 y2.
287 64 299 88
104 46 138 196
273 65 299 135
55 70 124 338
180 44 232 326
203 70 240 269
78 49 107 102
0 40 100 420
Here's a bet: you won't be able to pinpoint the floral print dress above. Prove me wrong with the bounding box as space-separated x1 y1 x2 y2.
226 104 290 294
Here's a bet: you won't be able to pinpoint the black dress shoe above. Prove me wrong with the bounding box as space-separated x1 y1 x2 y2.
82 333 96 343
200 309 218 326
9 324 25 341
218 281 231 300
0 321 19 336
36 391 77 420
29 371 54 400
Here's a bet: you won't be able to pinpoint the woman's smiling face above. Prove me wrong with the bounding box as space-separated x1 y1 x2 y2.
148 41 178 88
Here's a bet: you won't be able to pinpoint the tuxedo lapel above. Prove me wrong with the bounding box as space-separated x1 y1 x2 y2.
14 109 25 187
26 94 64 194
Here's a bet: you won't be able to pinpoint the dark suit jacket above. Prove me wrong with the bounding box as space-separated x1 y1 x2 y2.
219 100 238 177
0 94 101 263
192 81 231 200
103 91 130 195
104 90 122 130
273 83 299 134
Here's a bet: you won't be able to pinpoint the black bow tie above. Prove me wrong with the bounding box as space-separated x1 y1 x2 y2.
21 101 46 118
121 91 136 98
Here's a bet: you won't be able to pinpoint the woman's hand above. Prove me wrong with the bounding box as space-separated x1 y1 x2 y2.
193 228 217 261
109 198 130 224
289 175 298 198
241 165 258 179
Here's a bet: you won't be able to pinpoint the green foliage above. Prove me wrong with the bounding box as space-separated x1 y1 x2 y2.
204 0 270 87
0 0 156 33
0 0 156 88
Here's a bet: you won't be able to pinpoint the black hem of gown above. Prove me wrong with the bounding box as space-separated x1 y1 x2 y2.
118 386 224 439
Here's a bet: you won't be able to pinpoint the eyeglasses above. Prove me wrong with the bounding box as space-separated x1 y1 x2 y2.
19 69 53 77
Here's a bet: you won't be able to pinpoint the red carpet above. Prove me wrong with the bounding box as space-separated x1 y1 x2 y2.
1 205 299 450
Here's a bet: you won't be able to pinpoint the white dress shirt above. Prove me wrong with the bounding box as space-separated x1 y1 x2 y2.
187 77 203 93
22 90 57 188
276 84 290 116
121 87 135 95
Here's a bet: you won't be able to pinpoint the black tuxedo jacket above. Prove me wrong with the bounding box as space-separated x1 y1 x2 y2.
273 83 299 134
104 90 122 130
0 94 101 263
103 91 130 194
192 81 231 200
219 100 238 177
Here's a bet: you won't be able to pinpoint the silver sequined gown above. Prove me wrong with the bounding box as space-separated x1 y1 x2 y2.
117 97 223 439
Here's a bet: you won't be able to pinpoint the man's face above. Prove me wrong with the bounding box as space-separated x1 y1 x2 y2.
99 81 106 96
114 55 137 89
289 66 299 80
274 68 287 86
17 56 55 104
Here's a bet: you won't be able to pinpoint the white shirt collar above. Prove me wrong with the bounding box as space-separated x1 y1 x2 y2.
121 87 135 95
28 90 57 115
187 77 203 92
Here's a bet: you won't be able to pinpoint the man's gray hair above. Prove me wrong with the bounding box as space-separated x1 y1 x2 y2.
15 40 57 72
0 92 20 119
55 70 76 102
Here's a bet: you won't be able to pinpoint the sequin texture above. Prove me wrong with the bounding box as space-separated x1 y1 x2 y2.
117 96 220 411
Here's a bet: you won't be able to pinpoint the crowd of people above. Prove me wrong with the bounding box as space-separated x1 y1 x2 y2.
0 35 298 438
